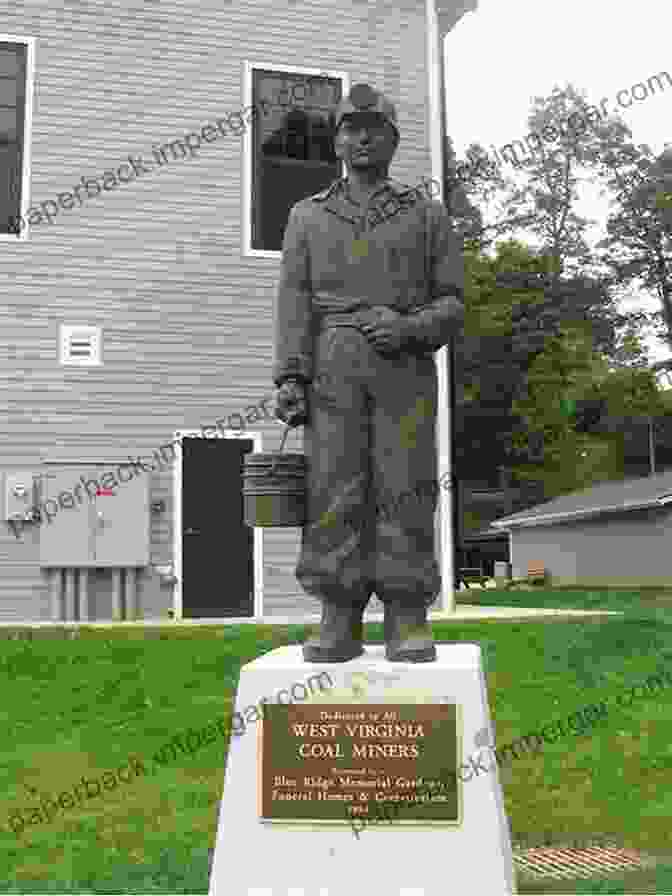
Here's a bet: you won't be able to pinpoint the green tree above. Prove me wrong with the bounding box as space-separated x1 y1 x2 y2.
589 129 672 349
454 240 627 490
445 83 659 498
508 321 667 497
453 85 621 270
450 83 653 346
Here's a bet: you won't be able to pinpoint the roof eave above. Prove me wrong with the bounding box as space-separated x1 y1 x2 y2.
492 497 665 530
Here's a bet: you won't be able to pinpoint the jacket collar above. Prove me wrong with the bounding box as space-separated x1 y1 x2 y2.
310 177 417 203
309 177 421 226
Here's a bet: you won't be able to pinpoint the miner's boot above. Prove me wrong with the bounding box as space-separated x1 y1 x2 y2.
384 599 436 662
302 599 366 662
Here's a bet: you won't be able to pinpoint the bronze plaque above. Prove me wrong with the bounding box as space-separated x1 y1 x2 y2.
259 703 460 826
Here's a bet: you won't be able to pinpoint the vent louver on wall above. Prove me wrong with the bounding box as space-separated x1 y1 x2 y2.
59 325 102 366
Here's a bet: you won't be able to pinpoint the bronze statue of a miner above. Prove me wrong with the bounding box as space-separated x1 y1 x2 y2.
273 83 464 663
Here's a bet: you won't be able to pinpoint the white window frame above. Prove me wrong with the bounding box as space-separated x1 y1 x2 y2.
241 61 349 259
173 428 264 622
0 34 36 243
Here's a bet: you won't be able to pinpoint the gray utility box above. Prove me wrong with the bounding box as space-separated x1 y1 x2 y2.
39 463 149 567
4 471 40 522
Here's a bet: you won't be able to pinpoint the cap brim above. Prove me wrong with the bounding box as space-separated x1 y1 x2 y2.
336 110 398 133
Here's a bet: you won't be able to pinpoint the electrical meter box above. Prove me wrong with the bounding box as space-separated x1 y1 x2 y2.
39 464 150 567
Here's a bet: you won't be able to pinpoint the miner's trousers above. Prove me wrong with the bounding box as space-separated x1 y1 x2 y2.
295 313 441 608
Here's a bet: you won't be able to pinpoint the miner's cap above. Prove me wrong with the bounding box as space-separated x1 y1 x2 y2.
335 83 399 137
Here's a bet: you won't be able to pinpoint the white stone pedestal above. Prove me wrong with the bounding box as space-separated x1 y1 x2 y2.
209 644 517 896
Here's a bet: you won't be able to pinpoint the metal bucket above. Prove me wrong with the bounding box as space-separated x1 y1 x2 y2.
242 425 307 527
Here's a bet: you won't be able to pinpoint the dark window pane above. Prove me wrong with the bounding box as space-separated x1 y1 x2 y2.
251 70 342 251
0 50 20 78
0 78 20 109
0 42 27 237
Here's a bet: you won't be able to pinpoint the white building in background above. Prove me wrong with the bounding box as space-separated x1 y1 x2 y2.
0 0 477 623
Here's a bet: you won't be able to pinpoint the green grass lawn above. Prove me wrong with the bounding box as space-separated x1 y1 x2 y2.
457 583 672 615
516 862 672 895
1 588 672 893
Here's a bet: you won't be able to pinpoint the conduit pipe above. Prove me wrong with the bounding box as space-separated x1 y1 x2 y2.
48 567 140 622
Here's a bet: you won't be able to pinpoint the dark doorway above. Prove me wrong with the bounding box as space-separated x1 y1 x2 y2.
181 436 255 618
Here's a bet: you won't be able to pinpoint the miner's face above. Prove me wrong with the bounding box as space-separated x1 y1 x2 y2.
334 111 398 172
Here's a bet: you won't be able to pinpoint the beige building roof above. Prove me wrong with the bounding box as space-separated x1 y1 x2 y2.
491 468 672 530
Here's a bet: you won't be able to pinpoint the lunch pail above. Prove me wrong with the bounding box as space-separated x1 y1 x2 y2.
242 424 307 527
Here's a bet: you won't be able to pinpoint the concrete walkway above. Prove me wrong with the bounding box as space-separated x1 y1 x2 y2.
430 604 624 622
0 604 623 632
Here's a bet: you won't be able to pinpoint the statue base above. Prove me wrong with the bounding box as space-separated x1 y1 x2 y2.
208 644 517 895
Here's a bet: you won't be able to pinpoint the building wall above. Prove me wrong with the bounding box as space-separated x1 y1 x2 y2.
509 522 578 583
0 0 434 621
510 507 672 586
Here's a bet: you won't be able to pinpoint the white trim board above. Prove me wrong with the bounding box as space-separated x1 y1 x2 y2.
426 0 455 613
172 428 264 621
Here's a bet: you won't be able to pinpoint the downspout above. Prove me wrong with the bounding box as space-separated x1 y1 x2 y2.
426 0 453 611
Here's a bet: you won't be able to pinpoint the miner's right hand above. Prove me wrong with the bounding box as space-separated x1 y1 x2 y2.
275 378 309 427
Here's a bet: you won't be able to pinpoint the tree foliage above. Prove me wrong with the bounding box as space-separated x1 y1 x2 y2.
594 141 672 350
453 240 635 493
446 82 667 500
506 320 666 496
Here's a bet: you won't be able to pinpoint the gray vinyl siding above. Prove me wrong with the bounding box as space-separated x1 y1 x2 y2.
0 1 433 621
510 507 672 587
509 524 578 583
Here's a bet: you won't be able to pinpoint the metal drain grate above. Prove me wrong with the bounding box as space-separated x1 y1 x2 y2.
513 845 651 881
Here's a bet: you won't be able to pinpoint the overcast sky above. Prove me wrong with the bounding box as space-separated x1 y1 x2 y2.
444 0 671 375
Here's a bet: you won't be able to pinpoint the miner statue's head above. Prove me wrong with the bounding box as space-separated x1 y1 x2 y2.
333 83 400 176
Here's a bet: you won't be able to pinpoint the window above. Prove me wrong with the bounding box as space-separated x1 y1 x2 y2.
0 39 31 239
249 68 343 252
